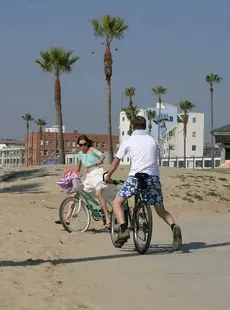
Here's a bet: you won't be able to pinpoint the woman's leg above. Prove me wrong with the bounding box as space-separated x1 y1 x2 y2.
95 190 110 226
65 193 76 223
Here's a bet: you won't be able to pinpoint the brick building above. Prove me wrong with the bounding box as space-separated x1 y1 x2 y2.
25 132 119 165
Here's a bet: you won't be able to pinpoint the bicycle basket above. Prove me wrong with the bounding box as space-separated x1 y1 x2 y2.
56 177 83 195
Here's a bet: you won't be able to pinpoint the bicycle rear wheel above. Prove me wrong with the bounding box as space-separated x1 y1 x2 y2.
59 196 91 233
133 200 153 254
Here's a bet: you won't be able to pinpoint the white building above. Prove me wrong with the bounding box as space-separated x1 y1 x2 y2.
161 112 204 164
0 139 25 167
119 103 178 164
45 125 65 133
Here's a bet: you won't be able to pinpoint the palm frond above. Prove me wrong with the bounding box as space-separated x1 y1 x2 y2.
152 85 167 95
35 47 79 76
91 14 129 43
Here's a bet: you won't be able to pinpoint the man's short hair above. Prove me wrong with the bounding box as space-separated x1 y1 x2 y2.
133 116 146 130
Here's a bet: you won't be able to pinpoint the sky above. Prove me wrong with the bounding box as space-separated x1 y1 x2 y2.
0 0 229 142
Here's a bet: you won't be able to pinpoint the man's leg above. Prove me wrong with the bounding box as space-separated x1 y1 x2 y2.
112 195 130 246
146 176 182 251
154 204 182 251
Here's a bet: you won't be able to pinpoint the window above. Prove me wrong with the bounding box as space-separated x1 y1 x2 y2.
102 142 106 148
192 145 196 151
122 117 125 121
40 140 44 146
122 131 124 136
96 142 100 147
127 157 129 162
40 150 43 155
169 116 173 122
45 140 48 145
50 140 55 144
192 132 196 137
192 117 196 123
72 141 76 147
65 140 70 146
44 150 48 156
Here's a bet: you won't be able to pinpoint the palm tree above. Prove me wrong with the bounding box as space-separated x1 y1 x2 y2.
90 15 129 163
123 106 140 132
125 87 135 134
35 47 79 164
22 113 34 166
35 119 47 139
179 100 195 168
206 73 222 169
152 86 167 165
146 110 157 133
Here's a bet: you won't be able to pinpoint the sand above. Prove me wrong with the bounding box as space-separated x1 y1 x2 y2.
0 165 230 309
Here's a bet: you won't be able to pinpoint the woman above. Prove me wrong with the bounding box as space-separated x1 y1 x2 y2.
58 135 110 229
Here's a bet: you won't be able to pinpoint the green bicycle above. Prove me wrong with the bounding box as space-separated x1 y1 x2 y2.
58 187 113 233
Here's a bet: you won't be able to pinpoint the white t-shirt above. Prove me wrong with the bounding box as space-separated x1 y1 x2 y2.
116 130 159 177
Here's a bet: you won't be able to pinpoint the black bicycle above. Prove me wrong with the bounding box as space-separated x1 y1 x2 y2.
103 172 153 255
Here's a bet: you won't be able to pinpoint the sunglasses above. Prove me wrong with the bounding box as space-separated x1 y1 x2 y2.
79 143 88 147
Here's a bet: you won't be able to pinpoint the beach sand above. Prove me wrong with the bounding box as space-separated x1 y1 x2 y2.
0 165 230 309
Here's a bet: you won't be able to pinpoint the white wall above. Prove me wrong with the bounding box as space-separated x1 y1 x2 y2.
162 112 204 158
119 109 145 164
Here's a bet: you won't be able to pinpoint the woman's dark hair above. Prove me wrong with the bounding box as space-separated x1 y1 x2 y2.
77 135 94 147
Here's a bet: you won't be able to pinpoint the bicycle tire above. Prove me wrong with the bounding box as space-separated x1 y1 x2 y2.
59 196 91 233
133 200 153 254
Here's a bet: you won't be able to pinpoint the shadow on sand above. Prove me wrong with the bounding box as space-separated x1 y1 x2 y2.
0 182 47 194
0 168 59 182
0 241 229 268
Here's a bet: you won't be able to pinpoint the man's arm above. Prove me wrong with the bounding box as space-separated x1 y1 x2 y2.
105 141 128 182
106 157 120 180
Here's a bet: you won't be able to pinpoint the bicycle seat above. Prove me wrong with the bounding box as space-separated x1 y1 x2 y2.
135 173 149 180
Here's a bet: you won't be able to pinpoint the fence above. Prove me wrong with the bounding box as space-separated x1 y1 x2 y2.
161 156 221 169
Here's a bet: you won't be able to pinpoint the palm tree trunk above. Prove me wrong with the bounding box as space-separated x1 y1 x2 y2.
55 76 65 164
184 125 187 168
129 97 133 135
26 122 29 166
39 126 42 140
158 96 162 166
148 121 152 133
107 79 113 164
104 42 113 164
210 86 214 169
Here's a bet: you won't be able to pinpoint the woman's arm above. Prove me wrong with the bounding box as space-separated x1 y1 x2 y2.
91 147 105 165
96 153 105 165
76 160 82 172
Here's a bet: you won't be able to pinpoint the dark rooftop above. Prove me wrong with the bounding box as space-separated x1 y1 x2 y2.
211 124 230 135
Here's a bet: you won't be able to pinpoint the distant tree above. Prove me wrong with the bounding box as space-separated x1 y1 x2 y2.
22 113 34 166
179 100 195 168
35 119 47 139
152 86 167 165
122 105 140 134
205 73 222 168
90 15 129 163
35 47 79 164
125 87 135 134
146 110 157 133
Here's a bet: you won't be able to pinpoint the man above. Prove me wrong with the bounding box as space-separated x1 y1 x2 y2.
106 116 182 250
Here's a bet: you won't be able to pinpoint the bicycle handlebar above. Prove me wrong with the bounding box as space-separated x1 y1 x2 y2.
102 171 124 185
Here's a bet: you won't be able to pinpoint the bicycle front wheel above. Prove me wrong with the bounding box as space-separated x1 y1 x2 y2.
59 197 91 233
133 200 153 254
